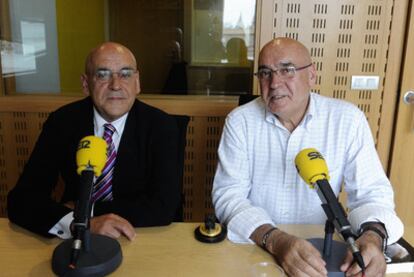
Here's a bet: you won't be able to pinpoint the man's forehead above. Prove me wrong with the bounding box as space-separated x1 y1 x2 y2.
260 41 309 61
260 48 308 68
93 45 135 62
259 60 295 69
92 54 135 69
95 50 131 62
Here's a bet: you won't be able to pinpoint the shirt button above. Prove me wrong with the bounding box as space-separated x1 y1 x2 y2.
58 230 64 235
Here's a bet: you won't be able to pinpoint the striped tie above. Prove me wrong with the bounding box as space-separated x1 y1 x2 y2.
92 123 116 202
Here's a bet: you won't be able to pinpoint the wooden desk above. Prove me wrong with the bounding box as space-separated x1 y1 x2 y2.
0 219 413 276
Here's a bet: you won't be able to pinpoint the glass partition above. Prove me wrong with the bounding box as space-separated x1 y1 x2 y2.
185 0 255 95
1 0 61 94
0 0 256 95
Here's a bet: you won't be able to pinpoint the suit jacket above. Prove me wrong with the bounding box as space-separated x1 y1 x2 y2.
7 97 180 237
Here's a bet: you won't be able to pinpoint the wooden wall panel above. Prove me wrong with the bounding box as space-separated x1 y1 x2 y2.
269 0 393 134
254 0 407 173
182 116 225 221
0 111 51 214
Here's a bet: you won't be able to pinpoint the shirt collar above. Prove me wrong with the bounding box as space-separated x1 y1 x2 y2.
303 92 316 130
93 108 129 137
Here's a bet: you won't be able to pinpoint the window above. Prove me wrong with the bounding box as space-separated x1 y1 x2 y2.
1 0 256 95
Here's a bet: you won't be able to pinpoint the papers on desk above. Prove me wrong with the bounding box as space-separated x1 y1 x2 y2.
385 238 414 273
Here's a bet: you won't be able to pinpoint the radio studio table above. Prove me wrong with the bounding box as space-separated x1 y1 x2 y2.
0 218 413 276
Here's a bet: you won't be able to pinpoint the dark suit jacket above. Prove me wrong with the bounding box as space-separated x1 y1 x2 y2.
7 97 180 237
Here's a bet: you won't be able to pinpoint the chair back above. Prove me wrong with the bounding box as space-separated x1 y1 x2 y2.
172 114 190 221
238 94 259 106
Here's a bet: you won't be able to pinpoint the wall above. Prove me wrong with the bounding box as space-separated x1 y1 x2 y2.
56 0 106 94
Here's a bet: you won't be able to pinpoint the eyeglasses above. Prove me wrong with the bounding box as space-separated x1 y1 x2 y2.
254 63 312 80
94 68 137 82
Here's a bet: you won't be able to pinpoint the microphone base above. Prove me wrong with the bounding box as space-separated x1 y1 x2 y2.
52 234 122 277
194 224 227 243
308 238 347 277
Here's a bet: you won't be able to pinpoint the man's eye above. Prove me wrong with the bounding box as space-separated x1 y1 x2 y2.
279 68 292 75
96 71 110 79
286 67 296 75
120 70 132 79
259 70 271 78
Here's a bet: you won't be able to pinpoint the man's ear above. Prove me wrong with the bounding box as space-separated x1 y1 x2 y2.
308 64 317 87
135 72 141 96
81 74 90 96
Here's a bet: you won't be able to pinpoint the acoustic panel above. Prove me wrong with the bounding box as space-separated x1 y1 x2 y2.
182 116 224 222
0 112 45 216
264 0 394 144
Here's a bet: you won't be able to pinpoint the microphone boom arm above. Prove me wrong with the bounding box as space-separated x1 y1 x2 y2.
315 179 353 240
315 179 365 272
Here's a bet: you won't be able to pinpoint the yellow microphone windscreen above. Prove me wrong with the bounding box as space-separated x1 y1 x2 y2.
294 148 330 187
76 136 107 177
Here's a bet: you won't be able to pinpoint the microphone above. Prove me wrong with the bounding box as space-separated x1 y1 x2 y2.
70 136 107 267
295 148 365 273
52 136 123 276
76 135 107 176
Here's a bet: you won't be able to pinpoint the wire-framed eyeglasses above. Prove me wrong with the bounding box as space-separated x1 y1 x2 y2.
254 63 312 80
94 68 138 83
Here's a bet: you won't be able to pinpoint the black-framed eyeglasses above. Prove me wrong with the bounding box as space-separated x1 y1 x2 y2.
254 63 312 80
94 68 138 82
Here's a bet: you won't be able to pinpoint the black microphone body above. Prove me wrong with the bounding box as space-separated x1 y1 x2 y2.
70 168 95 266
314 179 365 272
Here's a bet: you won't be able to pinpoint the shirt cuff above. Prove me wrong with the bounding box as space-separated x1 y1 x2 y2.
348 203 404 244
48 211 74 239
227 207 275 244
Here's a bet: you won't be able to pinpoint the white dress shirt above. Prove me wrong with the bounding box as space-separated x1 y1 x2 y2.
48 108 128 238
212 93 403 244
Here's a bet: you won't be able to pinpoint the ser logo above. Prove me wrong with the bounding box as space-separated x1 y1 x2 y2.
307 151 324 160
78 140 91 150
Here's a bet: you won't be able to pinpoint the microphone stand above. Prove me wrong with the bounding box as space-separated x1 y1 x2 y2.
323 219 334 258
308 205 348 277
308 220 348 277
51 169 122 277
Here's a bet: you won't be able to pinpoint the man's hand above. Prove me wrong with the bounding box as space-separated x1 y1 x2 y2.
340 231 386 277
270 231 328 276
251 225 327 276
90 213 136 241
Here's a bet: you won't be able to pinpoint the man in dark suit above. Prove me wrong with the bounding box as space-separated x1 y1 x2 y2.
7 42 180 240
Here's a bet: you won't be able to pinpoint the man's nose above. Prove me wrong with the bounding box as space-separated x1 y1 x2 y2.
108 73 122 90
269 72 284 88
